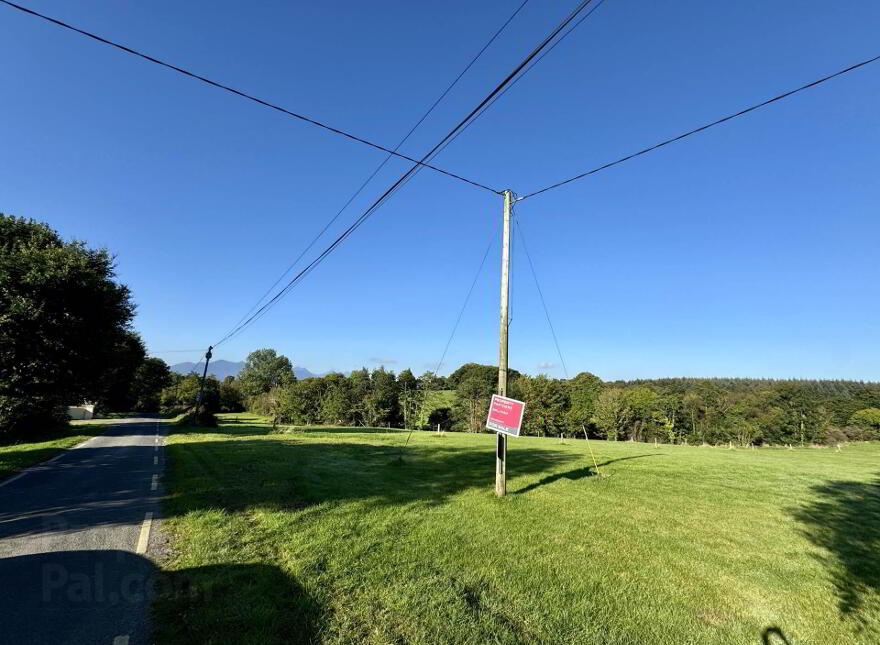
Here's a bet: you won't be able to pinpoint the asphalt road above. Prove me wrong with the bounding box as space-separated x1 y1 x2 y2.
0 417 167 645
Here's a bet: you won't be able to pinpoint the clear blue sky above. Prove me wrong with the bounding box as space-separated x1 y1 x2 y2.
2 0 878 380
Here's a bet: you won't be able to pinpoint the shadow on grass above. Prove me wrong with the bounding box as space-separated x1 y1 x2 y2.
512 454 661 495
288 426 406 435
0 446 79 481
792 476 880 630
166 431 580 518
761 627 792 644
0 550 321 645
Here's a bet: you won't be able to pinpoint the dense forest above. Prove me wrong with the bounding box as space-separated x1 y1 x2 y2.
161 350 880 446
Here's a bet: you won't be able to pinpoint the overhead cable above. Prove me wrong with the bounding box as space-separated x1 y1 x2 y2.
221 0 532 338
212 0 601 346
0 0 497 193
520 54 880 200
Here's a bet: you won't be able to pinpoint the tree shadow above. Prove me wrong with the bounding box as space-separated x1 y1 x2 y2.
164 435 579 519
0 549 322 644
791 476 880 630
0 424 581 543
0 447 158 543
512 454 661 495
285 426 406 435
761 626 792 644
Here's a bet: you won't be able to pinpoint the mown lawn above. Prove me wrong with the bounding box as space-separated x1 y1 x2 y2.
0 423 107 481
156 413 880 644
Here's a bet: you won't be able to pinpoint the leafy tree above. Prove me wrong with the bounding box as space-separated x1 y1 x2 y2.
398 368 419 428
93 330 147 412
651 394 681 443
454 373 493 432
364 368 400 427
348 368 372 426
519 374 568 437
682 391 706 442
218 376 244 412
131 357 173 412
320 373 353 425
448 363 521 392
237 349 295 397
278 378 326 425
611 387 658 442
849 408 880 439
161 373 219 414
0 215 138 437
567 372 603 432
415 371 444 428
593 388 628 440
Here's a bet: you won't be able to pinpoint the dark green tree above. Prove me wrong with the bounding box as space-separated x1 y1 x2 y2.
278 378 326 425
364 368 400 427
398 368 418 428
849 408 880 439
161 373 219 413
320 373 353 425
518 374 568 437
0 215 138 437
348 368 371 426
453 373 493 432
131 357 173 412
237 349 295 397
93 330 146 412
218 376 245 412
567 371 603 432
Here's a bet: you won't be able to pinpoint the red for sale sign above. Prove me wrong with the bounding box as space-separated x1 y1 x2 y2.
486 394 526 437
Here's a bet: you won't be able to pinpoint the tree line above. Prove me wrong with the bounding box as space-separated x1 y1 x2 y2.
4 213 877 446
179 349 880 445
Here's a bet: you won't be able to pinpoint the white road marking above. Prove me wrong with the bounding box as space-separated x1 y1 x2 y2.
151 474 158 491
153 456 158 465
135 512 153 555
0 471 29 489
113 635 130 645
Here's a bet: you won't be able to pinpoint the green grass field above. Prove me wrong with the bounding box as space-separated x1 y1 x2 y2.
156 413 880 644
0 423 107 481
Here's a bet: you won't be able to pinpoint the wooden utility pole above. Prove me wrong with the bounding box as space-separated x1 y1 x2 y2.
496 190 513 497
194 345 213 416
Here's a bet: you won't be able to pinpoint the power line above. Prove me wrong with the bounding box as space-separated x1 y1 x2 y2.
428 0 609 156
519 53 880 201
402 228 495 449
213 0 601 347
514 212 570 378
432 233 496 377
222 0 532 337
0 0 497 194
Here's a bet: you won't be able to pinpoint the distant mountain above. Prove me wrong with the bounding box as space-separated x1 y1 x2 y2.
294 367 319 379
171 359 244 380
170 360 322 381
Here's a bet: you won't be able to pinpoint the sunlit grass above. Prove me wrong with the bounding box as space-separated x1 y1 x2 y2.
156 413 880 644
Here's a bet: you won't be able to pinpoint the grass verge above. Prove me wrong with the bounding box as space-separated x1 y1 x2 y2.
156 413 880 644
0 423 108 481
